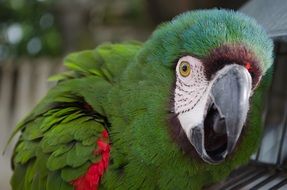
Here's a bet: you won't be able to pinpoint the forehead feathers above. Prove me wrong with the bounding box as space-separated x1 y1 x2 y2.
138 9 273 73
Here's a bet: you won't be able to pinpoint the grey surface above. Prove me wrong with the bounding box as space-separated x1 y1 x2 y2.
0 135 13 190
240 0 287 38
0 124 16 190
0 155 12 190
206 164 287 190
254 41 287 165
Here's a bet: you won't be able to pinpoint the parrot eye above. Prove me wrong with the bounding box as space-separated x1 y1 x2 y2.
179 61 191 77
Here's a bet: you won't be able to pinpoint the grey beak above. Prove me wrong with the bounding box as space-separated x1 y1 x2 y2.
190 64 252 164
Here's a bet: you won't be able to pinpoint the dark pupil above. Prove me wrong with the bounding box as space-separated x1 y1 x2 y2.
182 64 188 72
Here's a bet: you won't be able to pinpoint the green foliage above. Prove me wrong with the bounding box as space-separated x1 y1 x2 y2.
0 0 62 59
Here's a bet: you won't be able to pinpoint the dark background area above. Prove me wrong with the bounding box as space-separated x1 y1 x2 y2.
0 0 248 60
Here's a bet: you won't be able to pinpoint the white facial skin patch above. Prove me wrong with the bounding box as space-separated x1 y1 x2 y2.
174 55 253 164
174 56 209 138
174 56 253 147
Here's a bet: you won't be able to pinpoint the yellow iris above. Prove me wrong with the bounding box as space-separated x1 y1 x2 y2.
179 61 191 77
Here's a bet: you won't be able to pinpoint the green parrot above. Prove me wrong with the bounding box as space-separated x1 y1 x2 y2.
10 9 273 190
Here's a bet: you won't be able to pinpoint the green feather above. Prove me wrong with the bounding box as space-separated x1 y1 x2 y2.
31 173 40 190
59 181 73 190
46 172 61 190
24 161 34 190
66 143 92 167
61 162 90 182
11 165 27 190
47 149 69 171
14 141 38 164
52 144 73 157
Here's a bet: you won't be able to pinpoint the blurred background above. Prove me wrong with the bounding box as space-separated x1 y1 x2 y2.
1 0 287 189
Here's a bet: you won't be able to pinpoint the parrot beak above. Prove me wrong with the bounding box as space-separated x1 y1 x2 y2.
190 64 252 164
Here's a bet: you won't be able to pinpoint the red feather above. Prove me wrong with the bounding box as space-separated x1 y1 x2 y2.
71 130 110 190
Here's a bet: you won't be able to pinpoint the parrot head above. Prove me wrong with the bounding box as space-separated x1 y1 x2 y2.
133 9 273 165
173 50 254 164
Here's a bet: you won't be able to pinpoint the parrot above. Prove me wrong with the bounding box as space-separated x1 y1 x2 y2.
9 9 273 190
